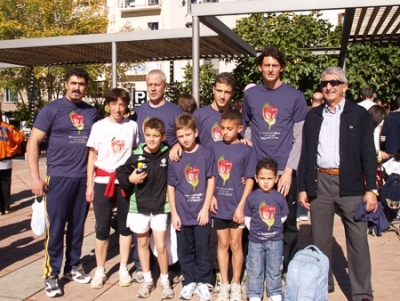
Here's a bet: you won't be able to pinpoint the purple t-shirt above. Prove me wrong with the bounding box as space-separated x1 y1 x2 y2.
242 83 307 171
33 97 100 177
135 100 183 146
193 105 224 150
245 189 289 243
168 145 216 226
213 141 256 220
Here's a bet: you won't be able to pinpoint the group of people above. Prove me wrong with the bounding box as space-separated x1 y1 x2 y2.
25 45 380 301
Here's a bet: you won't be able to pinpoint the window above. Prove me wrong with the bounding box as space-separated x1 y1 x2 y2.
191 0 218 3
5 89 18 103
148 22 159 30
148 0 159 5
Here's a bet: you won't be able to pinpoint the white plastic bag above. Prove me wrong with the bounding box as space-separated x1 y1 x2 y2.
31 197 48 236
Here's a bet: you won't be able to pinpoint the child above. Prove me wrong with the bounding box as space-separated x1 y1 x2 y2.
244 158 289 301
177 94 198 114
210 108 256 301
116 118 173 299
167 113 216 301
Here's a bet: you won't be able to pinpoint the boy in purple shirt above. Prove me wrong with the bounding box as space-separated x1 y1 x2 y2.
244 158 289 301
210 109 256 301
167 113 216 301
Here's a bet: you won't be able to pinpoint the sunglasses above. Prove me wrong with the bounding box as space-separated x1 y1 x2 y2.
320 80 344 88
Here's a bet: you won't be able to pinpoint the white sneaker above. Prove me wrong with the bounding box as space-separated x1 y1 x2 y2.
196 283 212 301
268 295 282 301
132 270 144 283
90 269 106 289
118 269 132 287
229 283 242 301
64 264 91 284
217 283 230 301
180 282 197 300
137 280 155 298
161 280 174 299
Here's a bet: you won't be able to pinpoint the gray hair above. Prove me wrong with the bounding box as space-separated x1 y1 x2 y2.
146 69 166 83
320 67 348 84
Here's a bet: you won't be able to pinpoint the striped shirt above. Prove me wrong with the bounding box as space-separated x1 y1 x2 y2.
317 98 345 169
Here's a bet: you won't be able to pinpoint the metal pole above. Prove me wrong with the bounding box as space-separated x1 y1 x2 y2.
192 15 200 107
112 41 117 88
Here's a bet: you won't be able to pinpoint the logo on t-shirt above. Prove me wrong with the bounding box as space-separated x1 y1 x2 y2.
217 155 232 186
211 122 223 141
185 164 200 192
111 138 125 153
160 158 167 167
262 103 278 130
259 201 276 231
70 111 84 133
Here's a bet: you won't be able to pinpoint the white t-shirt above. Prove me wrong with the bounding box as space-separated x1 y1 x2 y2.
86 117 139 184
358 100 376 111
0 159 12 170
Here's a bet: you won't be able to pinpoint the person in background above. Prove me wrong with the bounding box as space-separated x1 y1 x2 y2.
298 66 376 301
177 94 198 114
358 86 376 111
310 91 324 108
245 158 288 301
27 68 100 298
0 103 25 215
367 105 390 161
381 96 400 156
86 88 139 289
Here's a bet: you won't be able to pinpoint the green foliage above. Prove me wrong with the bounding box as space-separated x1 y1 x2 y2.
345 44 400 107
166 62 217 107
231 12 342 101
0 0 109 125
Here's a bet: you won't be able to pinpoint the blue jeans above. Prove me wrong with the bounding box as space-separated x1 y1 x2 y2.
246 239 283 299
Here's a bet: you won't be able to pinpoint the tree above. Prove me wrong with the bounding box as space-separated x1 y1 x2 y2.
231 12 342 102
0 0 109 123
166 62 217 107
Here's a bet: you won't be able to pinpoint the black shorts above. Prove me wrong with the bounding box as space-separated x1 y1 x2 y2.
212 217 242 230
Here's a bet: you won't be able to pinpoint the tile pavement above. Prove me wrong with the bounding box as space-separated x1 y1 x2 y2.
0 158 399 300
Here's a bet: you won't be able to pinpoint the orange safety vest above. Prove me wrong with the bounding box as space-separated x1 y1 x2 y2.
0 121 25 160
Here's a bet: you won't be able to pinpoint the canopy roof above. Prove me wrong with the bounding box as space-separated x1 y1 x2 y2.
0 26 255 68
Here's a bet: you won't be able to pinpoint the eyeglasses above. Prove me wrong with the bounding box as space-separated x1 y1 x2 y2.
320 79 344 88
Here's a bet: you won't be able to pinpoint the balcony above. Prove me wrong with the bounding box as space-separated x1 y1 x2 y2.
119 0 161 12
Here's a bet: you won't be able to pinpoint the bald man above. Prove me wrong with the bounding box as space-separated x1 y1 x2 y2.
310 92 324 108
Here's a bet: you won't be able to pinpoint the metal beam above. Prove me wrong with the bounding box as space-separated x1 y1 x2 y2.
191 0 400 16
339 8 356 68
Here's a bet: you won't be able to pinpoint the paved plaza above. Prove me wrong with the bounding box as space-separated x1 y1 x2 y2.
0 158 399 301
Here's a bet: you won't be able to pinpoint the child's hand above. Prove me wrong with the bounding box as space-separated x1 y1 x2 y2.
85 186 94 203
171 213 182 231
233 206 245 224
169 143 182 162
197 207 209 226
128 170 147 184
210 196 218 214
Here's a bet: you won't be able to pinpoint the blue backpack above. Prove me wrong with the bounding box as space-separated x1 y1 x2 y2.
284 245 329 301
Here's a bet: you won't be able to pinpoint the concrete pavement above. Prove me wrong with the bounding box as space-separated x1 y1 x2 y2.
0 158 399 300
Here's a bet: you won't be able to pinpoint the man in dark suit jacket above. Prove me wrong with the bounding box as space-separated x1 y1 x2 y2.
298 66 377 301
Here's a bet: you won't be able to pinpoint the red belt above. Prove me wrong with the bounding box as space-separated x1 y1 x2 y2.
319 168 340 176
95 169 126 197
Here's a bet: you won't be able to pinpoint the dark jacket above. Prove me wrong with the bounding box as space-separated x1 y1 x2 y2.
298 99 377 197
116 143 170 215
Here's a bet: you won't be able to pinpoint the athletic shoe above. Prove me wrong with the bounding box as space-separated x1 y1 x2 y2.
63 264 91 284
160 280 174 299
196 283 212 301
217 283 230 301
132 270 144 283
118 269 132 287
214 271 221 292
229 283 242 301
44 275 62 298
268 294 282 301
240 270 247 290
180 282 197 300
137 280 155 298
90 269 106 289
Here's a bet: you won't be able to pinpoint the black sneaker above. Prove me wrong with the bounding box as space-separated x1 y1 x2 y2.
63 264 91 284
44 275 62 298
